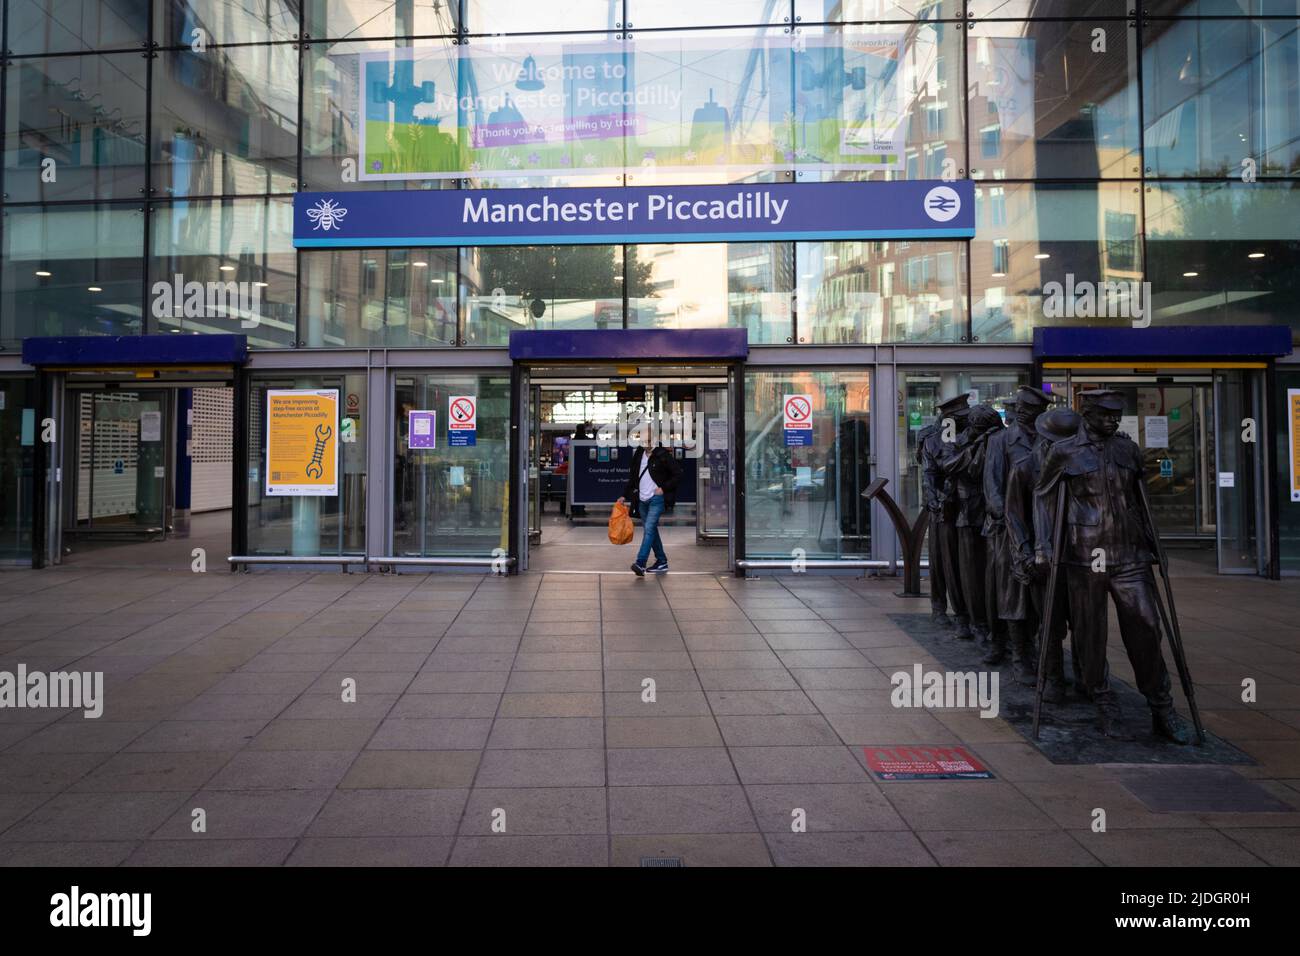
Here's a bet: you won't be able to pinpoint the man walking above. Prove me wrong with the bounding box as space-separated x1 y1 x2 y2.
618 431 682 576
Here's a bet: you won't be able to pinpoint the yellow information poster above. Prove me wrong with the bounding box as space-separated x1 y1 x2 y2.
1289 388 1300 503
266 389 339 497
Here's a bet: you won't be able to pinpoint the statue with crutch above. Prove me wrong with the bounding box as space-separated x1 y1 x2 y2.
1031 389 1203 744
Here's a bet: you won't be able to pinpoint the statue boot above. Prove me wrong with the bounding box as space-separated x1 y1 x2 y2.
954 615 974 641
1008 621 1038 686
981 628 1008 665
1095 695 1134 741
1151 705 1192 745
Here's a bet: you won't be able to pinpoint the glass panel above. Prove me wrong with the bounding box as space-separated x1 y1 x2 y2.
1216 369 1261 572
150 197 297 348
74 391 167 532
152 44 299 197
464 1 615 34
156 0 299 47
7 0 148 55
1143 17 1300 178
629 1 785 28
394 371 511 557
967 20 1141 180
743 368 871 559
3 53 148 202
1 204 144 346
797 239 965 343
0 378 38 562
1145 181 1300 336
1277 369 1300 574
970 182 1143 343
302 38 465 192
463 244 625 345
303 247 458 347
896 368 1027 525
306 0 462 39
246 374 367 556
967 0 1128 15
624 28 790 186
791 21 963 183
697 385 731 536
1144 0 1258 16
626 242 792 342
796 1 961 20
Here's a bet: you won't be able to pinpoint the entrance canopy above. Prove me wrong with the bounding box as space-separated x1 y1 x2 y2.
508 328 748 362
22 334 249 368
1034 325 1292 363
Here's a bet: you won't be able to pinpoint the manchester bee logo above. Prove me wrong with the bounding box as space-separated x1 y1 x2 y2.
306 198 347 232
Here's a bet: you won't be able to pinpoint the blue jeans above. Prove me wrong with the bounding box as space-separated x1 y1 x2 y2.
635 495 667 567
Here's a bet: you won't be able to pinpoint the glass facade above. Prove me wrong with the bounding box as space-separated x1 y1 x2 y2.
1 2 1296 349
1 1 1295 574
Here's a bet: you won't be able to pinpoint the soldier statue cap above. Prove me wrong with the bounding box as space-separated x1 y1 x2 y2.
1014 385 1054 408
1079 388 1126 411
936 393 972 415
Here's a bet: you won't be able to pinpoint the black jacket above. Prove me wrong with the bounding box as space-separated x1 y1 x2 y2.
622 445 683 511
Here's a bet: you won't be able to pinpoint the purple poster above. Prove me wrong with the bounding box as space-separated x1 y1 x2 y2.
408 410 436 449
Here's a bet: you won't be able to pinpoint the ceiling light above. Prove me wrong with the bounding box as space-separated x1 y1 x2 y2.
253 281 269 287
219 265 235 272
87 286 102 292
430 278 444 284
1033 253 1050 260
1183 271 1198 277
412 261 428 267
1248 252 1265 259
35 270 51 277
990 272 1006 278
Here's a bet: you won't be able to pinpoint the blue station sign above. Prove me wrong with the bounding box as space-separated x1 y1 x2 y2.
293 179 975 248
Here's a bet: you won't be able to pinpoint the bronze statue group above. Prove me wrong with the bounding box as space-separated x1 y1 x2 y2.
918 386 1202 745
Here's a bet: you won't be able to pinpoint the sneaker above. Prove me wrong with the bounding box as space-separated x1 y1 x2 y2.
630 562 646 577
648 561 669 573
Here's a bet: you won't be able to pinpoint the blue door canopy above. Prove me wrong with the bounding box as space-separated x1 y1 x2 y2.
294 179 975 248
509 328 748 362
1034 326 1293 361
22 334 249 367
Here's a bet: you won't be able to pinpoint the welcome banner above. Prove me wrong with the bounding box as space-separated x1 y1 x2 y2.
357 32 917 182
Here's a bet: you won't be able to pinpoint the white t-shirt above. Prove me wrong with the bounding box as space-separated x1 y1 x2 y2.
637 450 657 501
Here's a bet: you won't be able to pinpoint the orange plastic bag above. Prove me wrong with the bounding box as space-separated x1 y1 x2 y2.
608 500 634 545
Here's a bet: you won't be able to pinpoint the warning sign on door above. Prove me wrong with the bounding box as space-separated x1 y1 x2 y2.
448 394 477 447
783 393 813 447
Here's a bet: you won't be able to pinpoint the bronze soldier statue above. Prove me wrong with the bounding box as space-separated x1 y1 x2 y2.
919 393 971 635
916 418 952 625
982 386 1052 683
1033 389 1192 743
1007 404 1078 702
939 403 1003 643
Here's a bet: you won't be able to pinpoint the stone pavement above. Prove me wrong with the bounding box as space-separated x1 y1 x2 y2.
0 557 1297 867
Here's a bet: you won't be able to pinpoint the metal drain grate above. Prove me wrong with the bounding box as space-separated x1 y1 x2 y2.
1115 766 1297 812
640 857 684 867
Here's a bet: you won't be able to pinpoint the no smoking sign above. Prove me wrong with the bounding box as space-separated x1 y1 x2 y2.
783 393 813 447
449 395 477 447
